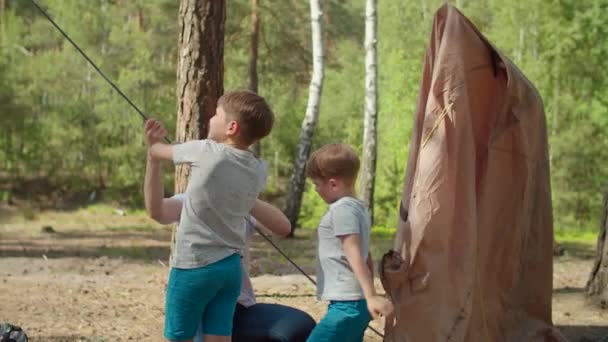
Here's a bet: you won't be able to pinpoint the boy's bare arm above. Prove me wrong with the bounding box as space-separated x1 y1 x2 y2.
143 119 181 224
148 142 173 161
144 155 163 221
250 199 291 236
341 234 377 298
145 119 173 161
144 155 182 224
341 233 394 319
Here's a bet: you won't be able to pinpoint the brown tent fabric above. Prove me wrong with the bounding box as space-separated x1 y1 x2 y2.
380 5 566 342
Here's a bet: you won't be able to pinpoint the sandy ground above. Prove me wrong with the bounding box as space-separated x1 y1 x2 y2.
0 218 607 341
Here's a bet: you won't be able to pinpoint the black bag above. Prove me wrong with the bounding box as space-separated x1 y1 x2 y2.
0 323 28 342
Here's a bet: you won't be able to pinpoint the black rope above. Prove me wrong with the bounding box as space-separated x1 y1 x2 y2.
254 227 317 285
28 1 385 338
28 0 170 143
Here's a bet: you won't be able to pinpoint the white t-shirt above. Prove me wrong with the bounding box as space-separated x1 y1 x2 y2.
172 194 256 307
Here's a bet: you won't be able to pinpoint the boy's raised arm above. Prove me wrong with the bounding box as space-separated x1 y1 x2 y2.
145 119 173 162
143 119 181 224
148 142 173 161
144 156 183 224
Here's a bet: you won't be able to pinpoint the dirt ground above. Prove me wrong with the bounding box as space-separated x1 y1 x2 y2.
1 207 607 341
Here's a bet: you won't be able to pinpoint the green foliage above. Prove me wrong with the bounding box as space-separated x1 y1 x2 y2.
0 0 606 235
555 227 598 247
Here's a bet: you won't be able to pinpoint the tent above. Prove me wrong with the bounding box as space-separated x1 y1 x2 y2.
380 4 566 341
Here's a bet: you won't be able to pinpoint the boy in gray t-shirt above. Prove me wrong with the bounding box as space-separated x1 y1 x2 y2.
145 91 274 342
304 143 394 342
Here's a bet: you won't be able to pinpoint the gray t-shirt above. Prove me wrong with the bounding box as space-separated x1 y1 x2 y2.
316 196 371 301
172 139 267 269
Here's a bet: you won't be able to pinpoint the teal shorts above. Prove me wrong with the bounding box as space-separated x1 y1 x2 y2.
164 253 242 340
306 299 371 342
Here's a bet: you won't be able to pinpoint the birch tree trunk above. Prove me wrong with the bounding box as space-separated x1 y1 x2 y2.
284 0 324 234
359 0 378 222
550 64 559 166
550 28 563 256
516 27 525 64
586 188 608 308
249 0 261 156
173 0 225 256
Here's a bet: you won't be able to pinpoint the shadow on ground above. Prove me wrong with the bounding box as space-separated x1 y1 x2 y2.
558 325 608 342
0 229 172 262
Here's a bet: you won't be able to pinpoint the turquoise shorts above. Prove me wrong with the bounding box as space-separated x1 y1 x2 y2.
306 299 371 342
164 253 242 340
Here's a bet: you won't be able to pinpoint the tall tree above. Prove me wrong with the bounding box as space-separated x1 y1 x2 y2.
248 0 261 156
284 0 324 233
359 0 378 221
173 0 225 253
174 0 225 193
587 188 608 308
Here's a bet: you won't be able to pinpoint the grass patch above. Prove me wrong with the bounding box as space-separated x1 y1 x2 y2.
369 226 599 248
371 226 397 239
2 204 163 236
555 229 598 246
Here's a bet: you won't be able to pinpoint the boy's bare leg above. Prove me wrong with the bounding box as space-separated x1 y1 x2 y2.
204 334 231 342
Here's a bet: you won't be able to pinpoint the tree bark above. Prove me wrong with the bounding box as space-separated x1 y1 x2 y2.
284 0 324 234
174 0 225 194
359 0 378 222
586 188 608 308
173 0 225 258
137 6 145 31
248 0 261 156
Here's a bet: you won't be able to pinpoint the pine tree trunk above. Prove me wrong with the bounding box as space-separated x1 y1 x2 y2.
359 0 378 222
586 188 608 308
175 0 225 193
284 0 324 234
173 0 225 256
248 0 261 156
